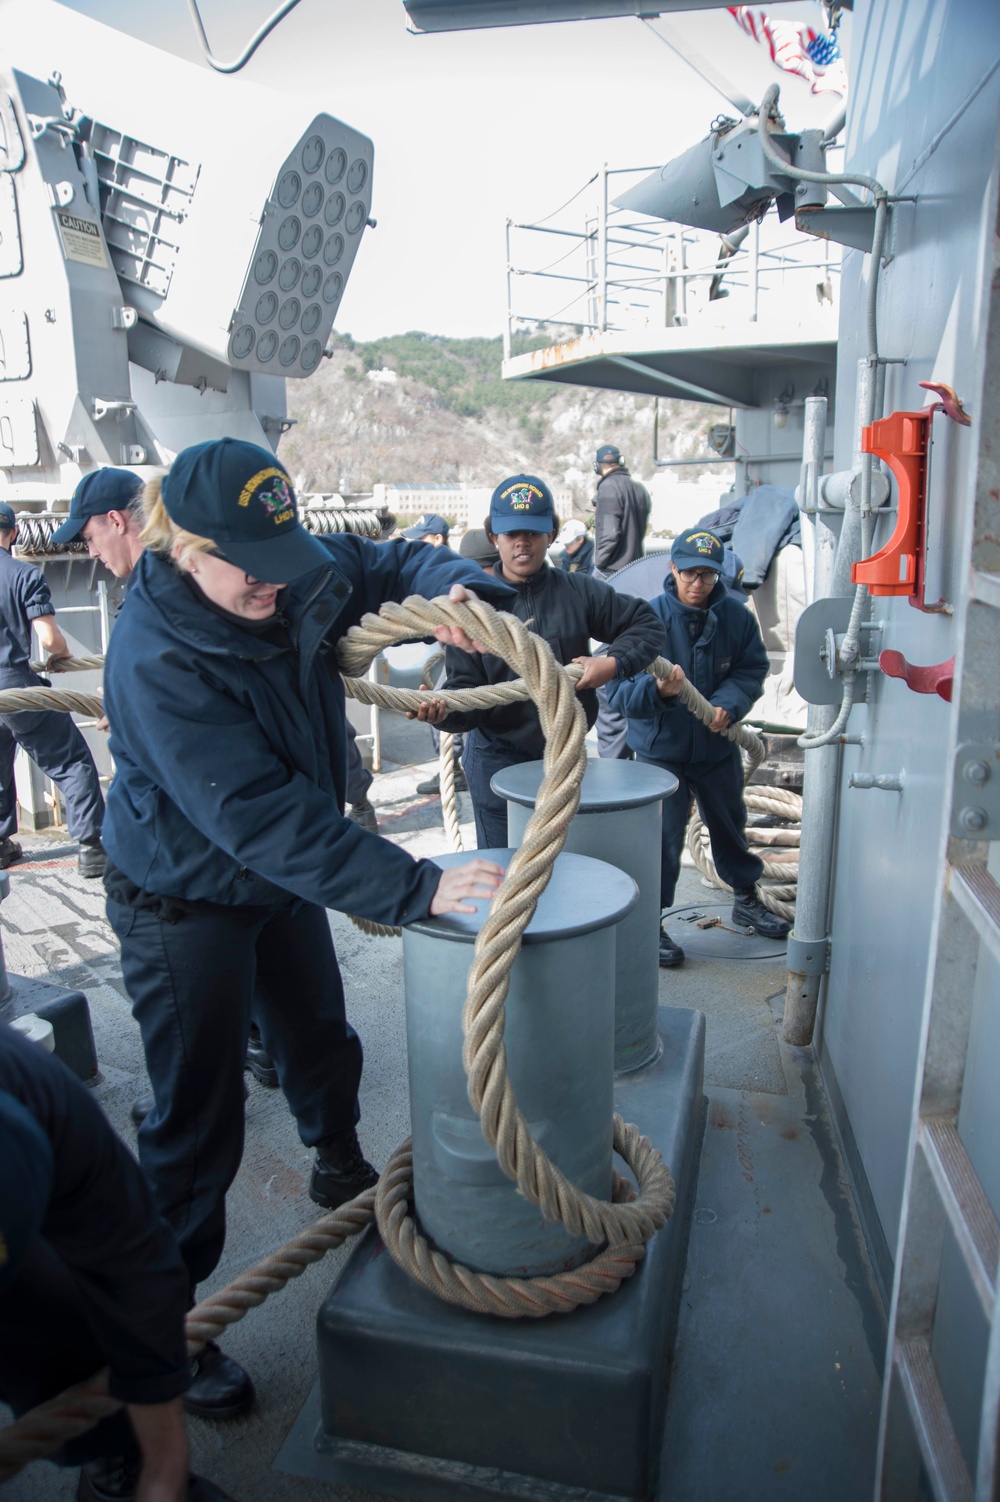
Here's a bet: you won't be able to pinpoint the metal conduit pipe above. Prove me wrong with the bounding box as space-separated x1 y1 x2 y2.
784 396 843 1044
755 83 891 753
783 361 888 1044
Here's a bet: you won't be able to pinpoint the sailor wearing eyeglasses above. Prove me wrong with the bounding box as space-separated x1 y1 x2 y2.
606 526 791 966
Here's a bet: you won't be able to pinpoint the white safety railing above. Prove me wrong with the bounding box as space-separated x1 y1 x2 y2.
504 163 841 358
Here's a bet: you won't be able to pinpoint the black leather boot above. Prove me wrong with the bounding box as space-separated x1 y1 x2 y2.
183 1341 255 1420
244 1024 279 1087
309 1127 379 1209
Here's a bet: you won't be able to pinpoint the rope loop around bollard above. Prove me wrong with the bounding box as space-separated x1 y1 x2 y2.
374 1119 675 1319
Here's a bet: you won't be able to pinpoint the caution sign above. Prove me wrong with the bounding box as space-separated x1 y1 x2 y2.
56 211 108 270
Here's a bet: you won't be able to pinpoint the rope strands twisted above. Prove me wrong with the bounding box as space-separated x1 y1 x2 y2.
0 685 105 716
29 654 106 675
375 1121 673 1318
438 728 463 852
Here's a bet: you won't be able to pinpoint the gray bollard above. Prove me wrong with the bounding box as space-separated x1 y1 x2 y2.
493 760 678 1074
403 847 637 1277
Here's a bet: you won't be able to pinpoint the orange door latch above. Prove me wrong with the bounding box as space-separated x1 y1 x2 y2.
851 408 930 597
851 382 970 606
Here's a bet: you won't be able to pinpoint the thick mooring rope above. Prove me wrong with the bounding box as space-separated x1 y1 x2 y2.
0 595 676 1480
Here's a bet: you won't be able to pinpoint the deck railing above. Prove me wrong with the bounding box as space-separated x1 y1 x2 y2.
504 163 841 359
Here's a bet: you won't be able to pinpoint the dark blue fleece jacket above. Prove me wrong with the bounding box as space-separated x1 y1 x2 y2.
606 573 768 766
102 536 513 924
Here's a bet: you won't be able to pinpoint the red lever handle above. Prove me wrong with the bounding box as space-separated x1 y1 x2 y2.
878 650 954 702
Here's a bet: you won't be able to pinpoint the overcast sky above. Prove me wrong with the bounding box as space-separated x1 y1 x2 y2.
38 0 847 340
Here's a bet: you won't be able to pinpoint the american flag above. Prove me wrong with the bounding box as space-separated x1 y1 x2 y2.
728 6 849 96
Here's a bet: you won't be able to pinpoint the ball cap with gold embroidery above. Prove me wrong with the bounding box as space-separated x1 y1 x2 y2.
670 526 725 571
489 474 555 534
161 438 329 583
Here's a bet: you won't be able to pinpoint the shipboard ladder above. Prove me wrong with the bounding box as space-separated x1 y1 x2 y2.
874 277 1000 1498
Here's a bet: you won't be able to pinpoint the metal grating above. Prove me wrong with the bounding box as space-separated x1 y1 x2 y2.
89 123 199 300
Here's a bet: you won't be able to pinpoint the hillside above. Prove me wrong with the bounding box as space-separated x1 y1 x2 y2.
281 330 722 508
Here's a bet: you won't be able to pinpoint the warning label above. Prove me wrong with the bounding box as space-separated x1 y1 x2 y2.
56 211 108 270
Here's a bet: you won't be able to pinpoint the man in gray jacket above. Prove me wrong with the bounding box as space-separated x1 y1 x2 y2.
592 445 653 758
592 445 651 574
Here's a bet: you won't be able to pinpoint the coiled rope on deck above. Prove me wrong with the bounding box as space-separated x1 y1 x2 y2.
687 785 802 922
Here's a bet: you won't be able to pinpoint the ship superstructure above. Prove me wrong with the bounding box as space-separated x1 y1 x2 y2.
0 2 998 1499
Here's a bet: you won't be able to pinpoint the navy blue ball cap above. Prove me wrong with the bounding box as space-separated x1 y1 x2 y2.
401 512 450 541
671 526 725 571
595 444 623 466
0 503 16 530
51 468 143 545
489 475 556 534
161 438 329 584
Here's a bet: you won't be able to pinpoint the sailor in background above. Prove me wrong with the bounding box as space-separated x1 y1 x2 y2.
591 445 652 760
591 444 650 574
0 1024 236 1502
0 501 106 875
100 439 509 1418
552 518 594 575
400 512 469 798
52 468 146 581
458 526 500 572
607 527 792 968
422 474 665 849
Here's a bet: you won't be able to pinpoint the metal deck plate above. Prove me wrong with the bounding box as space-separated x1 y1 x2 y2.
664 902 788 960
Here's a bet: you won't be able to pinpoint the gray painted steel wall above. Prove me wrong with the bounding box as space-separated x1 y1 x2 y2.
817 0 1000 1269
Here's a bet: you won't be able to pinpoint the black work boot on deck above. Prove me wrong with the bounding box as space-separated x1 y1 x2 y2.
78 1453 239 1501
658 927 686 968
244 1023 279 1087
78 838 106 878
416 764 467 796
348 797 378 833
184 1341 255 1420
0 836 22 868
77 1450 141 1501
731 887 792 940
310 1127 379 1209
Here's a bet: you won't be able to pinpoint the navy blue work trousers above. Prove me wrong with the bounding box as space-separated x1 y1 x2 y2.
0 708 104 843
107 896 363 1289
637 747 763 909
461 729 537 850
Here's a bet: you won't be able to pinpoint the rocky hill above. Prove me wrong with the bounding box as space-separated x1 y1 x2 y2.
281 330 721 508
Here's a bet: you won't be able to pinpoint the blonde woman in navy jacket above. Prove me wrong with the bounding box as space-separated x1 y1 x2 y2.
101 439 509 1419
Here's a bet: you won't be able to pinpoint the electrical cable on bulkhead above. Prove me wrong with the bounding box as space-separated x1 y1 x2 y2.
754 83 891 751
